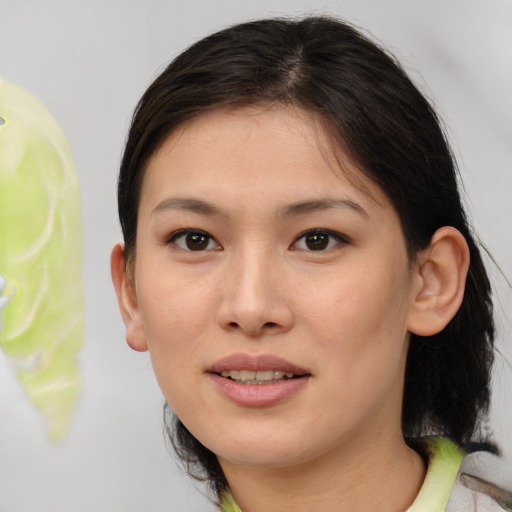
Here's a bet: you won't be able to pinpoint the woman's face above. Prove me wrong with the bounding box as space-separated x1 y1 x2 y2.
126 105 421 469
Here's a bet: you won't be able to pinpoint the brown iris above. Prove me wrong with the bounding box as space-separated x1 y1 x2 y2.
185 232 210 251
305 232 330 250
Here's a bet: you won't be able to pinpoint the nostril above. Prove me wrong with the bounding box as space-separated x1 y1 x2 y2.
226 320 278 332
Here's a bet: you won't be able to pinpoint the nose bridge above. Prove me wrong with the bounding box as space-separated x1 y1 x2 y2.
231 243 274 313
218 242 292 335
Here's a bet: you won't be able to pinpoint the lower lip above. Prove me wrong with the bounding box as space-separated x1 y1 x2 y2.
209 374 310 407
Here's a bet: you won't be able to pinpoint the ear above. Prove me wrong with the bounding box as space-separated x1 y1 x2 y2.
111 243 148 352
407 226 470 336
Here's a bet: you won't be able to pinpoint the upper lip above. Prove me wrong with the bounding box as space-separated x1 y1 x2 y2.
209 353 309 375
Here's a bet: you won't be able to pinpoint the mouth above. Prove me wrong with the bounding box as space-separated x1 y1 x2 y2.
218 369 300 385
209 353 310 384
208 354 310 407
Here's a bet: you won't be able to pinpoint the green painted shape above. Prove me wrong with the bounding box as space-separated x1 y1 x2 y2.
0 77 84 441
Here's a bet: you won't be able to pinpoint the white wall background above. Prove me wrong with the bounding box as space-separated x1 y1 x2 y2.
0 1 510 511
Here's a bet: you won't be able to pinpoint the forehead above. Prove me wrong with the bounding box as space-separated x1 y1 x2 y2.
141 103 388 210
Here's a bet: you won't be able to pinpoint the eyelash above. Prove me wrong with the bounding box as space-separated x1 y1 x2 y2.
166 229 221 252
292 229 349 252
165 228 349 252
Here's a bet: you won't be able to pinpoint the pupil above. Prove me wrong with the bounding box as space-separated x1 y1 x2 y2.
186 233 209 251
0 116 5 126
306 233 328 250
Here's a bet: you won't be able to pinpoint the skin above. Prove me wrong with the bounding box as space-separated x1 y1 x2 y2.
112 104 470 512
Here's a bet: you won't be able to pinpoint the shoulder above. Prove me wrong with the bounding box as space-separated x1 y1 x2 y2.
446 447 512 512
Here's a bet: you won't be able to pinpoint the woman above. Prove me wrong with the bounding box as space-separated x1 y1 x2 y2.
111 16 510 512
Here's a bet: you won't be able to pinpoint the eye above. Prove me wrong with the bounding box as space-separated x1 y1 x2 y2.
168 229 220 252
292 229 348 251
0 116 6 126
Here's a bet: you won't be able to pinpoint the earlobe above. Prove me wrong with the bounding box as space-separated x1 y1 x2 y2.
110 243 148 352
407 227 470 336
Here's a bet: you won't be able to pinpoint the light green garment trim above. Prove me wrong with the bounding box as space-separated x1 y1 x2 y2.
220 492 243 512
0 77 84 441
409 438 465 512
219 438 465 512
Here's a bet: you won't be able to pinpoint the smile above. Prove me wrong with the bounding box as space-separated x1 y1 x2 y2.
208 354 310 407
220 370 296 385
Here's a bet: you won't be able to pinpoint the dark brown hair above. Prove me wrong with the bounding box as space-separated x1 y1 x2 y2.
118 16 494 498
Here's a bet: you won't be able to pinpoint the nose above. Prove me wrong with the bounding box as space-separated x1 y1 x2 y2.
216 248 294 337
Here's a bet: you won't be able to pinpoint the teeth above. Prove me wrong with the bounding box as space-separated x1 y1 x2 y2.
240 370 256 381
219 369 296 383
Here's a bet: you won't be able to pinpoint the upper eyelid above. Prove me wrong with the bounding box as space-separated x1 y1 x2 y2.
293 228 349 243
166 227 213 241
290 229 350 252
165 228 221 248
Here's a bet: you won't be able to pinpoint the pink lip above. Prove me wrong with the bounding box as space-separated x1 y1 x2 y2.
208 353 310 407
209 353 309 375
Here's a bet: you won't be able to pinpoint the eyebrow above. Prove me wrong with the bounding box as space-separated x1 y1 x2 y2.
152 197 226 217
280 198 368 219
151 196 368 219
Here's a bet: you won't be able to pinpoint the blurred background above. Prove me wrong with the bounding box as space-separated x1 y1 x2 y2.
0 1 511 511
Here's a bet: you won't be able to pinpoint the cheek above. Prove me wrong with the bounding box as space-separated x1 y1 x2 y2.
295 258 412 382
137 259 216 333
299 264 410 338
135 269 216 389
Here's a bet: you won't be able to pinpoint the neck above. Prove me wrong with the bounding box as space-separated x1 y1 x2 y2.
220 430 426 512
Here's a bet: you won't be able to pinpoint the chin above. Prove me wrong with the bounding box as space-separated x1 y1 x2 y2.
219 447 308 469
207 430 324 470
